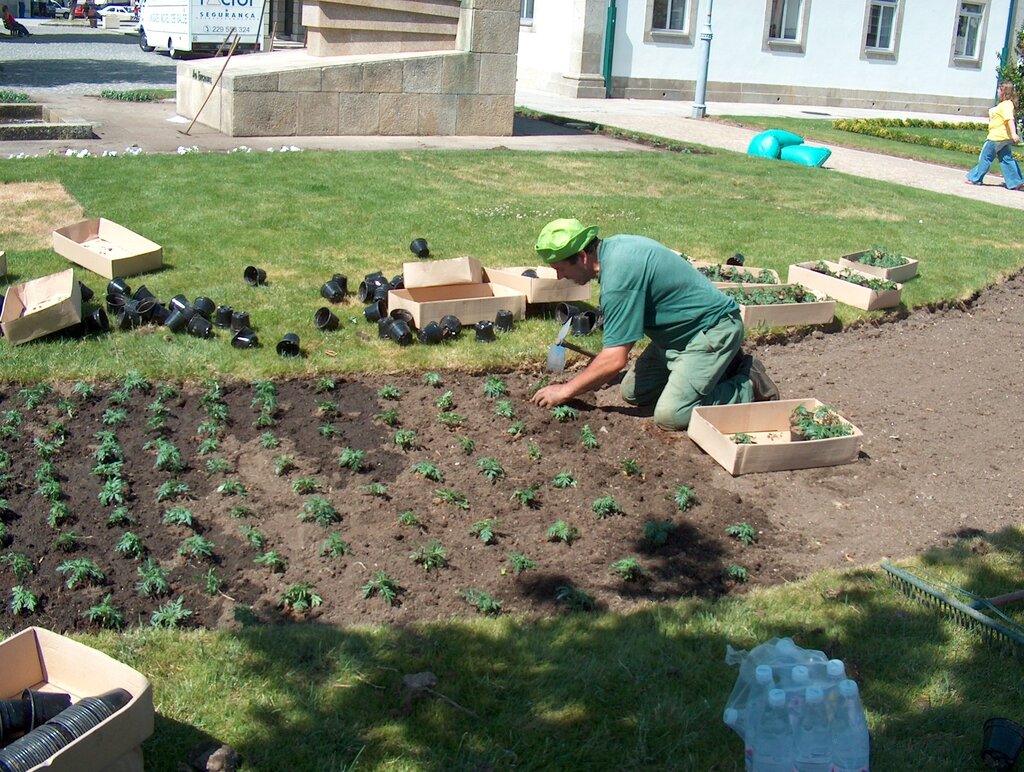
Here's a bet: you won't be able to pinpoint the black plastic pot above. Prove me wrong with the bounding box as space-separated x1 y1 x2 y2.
418 321 443 344
230 311 251 332
214 306 233 328
521 269 539 278
389 308 414 327
474 320 496 343
313 307 340 331
164 308 188 333
77 282 95 303
494 309 514 332
134 297 158 322
358 272 388 303
132 285 156 303
982 717 1024 770
571 312 594 336
377 317 396 339
727 253 745 266
439 314 462 340
371 284 389 306
116 303 142 330
105 292 127 315
150 303 171 324
0 690 70 744
187 315 213 338
107 278 131 297
276 333 301 357
231 327 259 349
388 319 414 346
192 296 216 320
389 275 404 290
410 238 430 258
331 274 348 295
243 265 267 286
364 299 386 323
555 303 580 325
169 294 191 314
320 280 345 303
83 307 109 334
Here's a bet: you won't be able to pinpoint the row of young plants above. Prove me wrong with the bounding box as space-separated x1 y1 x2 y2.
830 117 1004 158
0 370 764 628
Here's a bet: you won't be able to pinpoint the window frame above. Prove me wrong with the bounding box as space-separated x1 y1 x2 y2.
520 0 534 25
762 0 812 54
644 0 699 46
862 0 904 61
950 0 989 68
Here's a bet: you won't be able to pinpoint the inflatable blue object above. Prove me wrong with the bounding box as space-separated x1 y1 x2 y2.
747 132 782 159
762 128 805 147
780 144 832 168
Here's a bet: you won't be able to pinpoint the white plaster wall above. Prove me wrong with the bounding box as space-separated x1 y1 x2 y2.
521 0 1016 102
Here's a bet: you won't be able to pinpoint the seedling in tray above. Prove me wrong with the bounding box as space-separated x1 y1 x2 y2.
809 260 898 291
858 245 910 268
790 404 854 440
731 432 755 445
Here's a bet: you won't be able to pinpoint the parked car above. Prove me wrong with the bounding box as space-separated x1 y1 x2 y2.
96 3 135 18
44 0 69 17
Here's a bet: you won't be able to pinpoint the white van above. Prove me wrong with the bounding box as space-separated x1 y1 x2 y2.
138 0 262 58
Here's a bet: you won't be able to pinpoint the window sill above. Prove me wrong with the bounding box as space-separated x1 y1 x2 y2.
646 29 693 46
863 47 897 61
952 55 982 69
765 38 805 54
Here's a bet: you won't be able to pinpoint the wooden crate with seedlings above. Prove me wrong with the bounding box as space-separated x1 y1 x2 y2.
724 284 836 327
787 260 902 311
690 259 781 289
688 398 863 476
483 265 591 304
839 249 919 283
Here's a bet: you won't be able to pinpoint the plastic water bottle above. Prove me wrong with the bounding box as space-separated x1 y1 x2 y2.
822 659 846 713
787 664 811 722
739 665 777 770
752 689 795 772
794 687 831 771
830 680 870 772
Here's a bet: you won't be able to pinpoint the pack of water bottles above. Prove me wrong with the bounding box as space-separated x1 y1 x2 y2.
722 637 870 772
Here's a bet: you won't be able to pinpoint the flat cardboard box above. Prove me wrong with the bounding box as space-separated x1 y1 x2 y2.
1 269 82 345
0 626 154 772
787 260 902 311
690 260 781 289
388 282 527 328
52 218 162 280
839 250 919 283
688 398 863 476
482 265 591 304
728 285 836 327
403 256 482 289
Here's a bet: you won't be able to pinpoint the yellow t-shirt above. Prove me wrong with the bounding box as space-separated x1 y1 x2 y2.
988 100 1016 142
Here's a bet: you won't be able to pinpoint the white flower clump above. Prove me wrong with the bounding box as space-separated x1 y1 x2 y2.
176 145 200 155
266 145 303 153
229 145 252 153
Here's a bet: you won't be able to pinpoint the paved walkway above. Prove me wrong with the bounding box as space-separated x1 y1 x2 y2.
3 21 1022 210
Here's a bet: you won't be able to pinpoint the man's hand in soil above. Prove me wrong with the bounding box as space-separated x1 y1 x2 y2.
531 345 631 408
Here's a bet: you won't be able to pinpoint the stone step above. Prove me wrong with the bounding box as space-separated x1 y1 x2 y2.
0 103 95 141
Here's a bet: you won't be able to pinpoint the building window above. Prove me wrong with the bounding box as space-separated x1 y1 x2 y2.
762 0 811 53
520 0 533 23
645 0 698 44
954 2 984 59
769 0 801 40
865 0 897 49
862 0 903 60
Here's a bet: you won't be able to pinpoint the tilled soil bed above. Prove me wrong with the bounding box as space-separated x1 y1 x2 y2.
1 270 1022 634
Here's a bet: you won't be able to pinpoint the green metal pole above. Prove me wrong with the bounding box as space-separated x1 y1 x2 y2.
602 0 617 99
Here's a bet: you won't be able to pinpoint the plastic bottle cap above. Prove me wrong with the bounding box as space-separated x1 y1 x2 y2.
839 679 859 698
806 687 823 703
724 708 739 726
827 659 846 678
768 689 786 707
755 664 774 684
776 638 799 655
792 665 810 683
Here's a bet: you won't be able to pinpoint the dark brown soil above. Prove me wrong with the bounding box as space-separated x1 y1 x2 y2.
1 270 1021 634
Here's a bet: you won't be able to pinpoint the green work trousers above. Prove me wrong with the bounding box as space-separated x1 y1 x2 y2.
620 311 752 431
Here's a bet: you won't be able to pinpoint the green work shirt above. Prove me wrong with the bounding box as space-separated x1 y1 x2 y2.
597 235 739 351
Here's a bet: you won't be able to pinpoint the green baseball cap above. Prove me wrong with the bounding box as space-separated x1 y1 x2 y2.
534 218 599 264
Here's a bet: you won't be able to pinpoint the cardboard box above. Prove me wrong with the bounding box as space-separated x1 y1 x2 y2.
388 283 527 328
688 398 863 476
727 285 836 328
690 260 781 289
0 626 154 772
838 250 919 283
403 256 482 289
52 218 162 280
787 261 902 311
482 265 591 304
1 269 82 345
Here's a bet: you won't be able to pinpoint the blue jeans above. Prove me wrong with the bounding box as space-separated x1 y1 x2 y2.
967 140 1023 188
